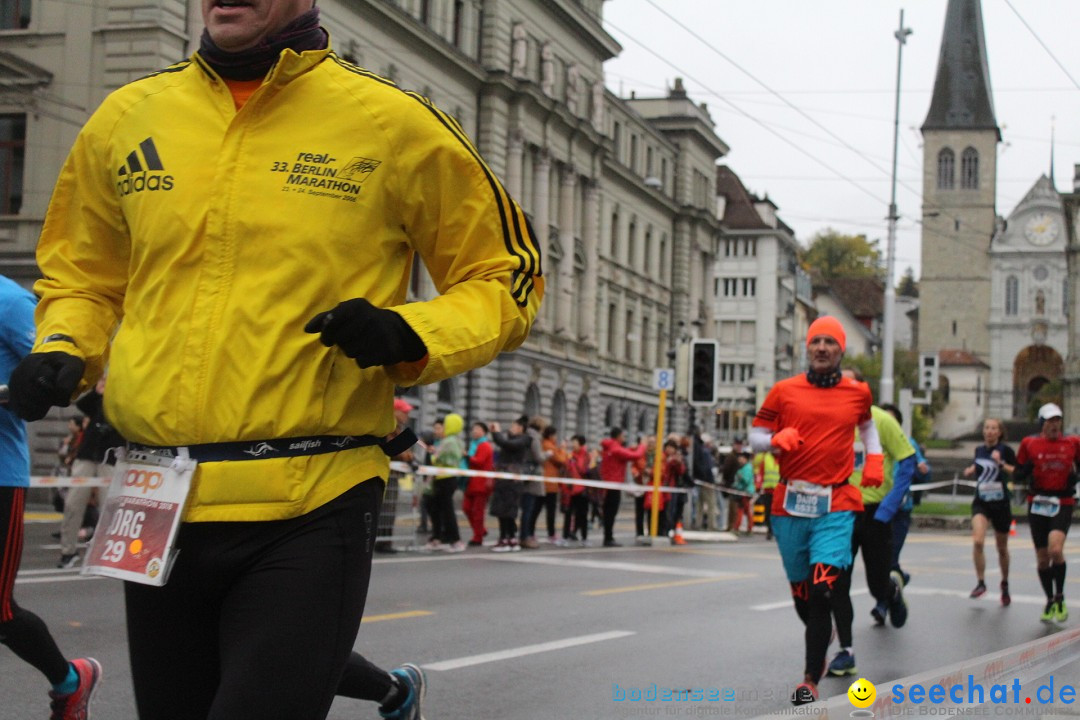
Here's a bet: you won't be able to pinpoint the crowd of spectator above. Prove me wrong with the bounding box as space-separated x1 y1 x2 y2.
404 412 773 552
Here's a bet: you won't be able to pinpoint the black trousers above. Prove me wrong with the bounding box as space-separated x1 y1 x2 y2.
124 479 388 720
431 477 460 544
602 489 622 542
0 487 70 685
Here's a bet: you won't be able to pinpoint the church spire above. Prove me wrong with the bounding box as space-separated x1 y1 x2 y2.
1050 116 1056 189
922 0 1000 139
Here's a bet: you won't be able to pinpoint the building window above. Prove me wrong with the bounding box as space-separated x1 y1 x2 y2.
610 210 619 257
0 114 25 215
629 135 638 173
643 228 652 278
0 0 29 29
961 147 979 189
1005 275 1018 316
452 0 464 46
720 363 736 383
1064 278 1069 316
625 309 634 360
640 317 649 364
612 122 622 162
739 364 754 382
742 278 756 296
722 278 737 297
420 0 431 24
607 303 617 355
656 322 665 365
646 146 653 176
627 219 636 269
937 148 955 190
660 158 667 190
659 235 668 282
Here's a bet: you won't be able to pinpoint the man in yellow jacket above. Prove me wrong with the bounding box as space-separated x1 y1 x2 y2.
7 0 542 717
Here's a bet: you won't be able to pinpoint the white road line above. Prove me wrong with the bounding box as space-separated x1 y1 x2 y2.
485 554 741 578
16 575 103 585
422 630 635 671
750 585 1047 611
751 588 869 611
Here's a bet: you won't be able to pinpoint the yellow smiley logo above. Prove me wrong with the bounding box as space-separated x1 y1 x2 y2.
848 678 876 708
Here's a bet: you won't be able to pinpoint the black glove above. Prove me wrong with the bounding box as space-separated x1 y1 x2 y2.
8 351 86 421
304 298 426 368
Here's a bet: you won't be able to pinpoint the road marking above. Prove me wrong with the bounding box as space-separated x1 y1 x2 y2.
752 588 869 611
364 610 433 623
751 585 1049 611
422 630 635 671
584 576 749 596
657 546 779 561
485 554 742 578
16 574 103 585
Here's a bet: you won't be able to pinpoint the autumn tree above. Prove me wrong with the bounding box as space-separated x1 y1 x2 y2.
801 229 883 281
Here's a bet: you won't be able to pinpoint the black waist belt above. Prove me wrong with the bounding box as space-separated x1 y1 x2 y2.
129 428 418 464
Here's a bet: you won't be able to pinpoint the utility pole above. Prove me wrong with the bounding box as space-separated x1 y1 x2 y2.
880 10 912 405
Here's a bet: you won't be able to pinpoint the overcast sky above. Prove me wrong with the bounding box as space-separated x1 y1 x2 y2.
602 0 1080 283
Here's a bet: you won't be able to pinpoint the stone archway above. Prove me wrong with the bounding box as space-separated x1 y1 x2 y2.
1012 345 1063 418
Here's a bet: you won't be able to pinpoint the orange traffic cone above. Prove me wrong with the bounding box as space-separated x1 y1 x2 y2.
1009 520 1017 537
672 521 687 545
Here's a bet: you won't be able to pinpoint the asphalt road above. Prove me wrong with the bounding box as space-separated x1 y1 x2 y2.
5 506 1079 719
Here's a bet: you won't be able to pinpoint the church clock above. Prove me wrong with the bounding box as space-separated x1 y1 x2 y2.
1023 212 1059 246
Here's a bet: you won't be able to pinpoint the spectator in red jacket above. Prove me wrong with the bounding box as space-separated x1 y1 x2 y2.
562 435 591 545
599 427 647 547
464 422 495 546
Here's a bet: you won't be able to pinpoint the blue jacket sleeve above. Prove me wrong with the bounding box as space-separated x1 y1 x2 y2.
874 455 916 523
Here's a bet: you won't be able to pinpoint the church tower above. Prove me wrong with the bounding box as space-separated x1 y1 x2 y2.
919 0 1000 361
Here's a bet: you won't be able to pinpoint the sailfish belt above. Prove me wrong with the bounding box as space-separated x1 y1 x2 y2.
129 429 418 463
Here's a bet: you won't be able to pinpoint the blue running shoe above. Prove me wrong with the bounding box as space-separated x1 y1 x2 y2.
888 570 908 628
870 601 888 626
827 650 857 677
380 663 426 720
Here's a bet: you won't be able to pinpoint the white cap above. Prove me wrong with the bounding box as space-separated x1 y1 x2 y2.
1038 403 1064 421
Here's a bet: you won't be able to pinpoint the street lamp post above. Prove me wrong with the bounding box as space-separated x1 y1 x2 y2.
880 10 912 405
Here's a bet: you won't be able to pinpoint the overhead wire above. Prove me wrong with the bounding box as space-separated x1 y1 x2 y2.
1003 0 1080 91
607 2 1055 260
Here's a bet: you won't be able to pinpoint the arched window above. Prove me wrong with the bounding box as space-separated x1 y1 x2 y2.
937 148 955 190
524 383 541 417
604 404 616 430
551 390 567 433
576 395 590 438
961 147 979 189
1005 275 1019 316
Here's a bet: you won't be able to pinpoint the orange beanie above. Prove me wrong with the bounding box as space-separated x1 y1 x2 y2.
806 316 846 353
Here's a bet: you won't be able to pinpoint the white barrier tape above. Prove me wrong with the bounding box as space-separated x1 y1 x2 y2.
29 475 110 488
695 480 755 499
400 463 690 495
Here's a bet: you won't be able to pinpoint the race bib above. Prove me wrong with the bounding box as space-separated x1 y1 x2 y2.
1030 495 1061 518
783 480 832 518
82 450 196 586
977 481 1005 503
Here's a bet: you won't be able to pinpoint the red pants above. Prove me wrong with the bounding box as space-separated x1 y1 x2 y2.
734 497 754 533
462 491 491 543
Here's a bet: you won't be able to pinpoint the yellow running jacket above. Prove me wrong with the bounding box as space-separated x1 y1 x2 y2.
32 46 543 521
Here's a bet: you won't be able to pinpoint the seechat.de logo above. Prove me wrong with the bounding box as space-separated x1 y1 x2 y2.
124 469 164 494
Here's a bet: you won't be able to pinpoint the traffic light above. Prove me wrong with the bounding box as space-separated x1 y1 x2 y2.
919 352 939 392
689 339 718 407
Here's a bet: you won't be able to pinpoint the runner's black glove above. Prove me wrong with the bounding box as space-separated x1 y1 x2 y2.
305 298 427 368
8 351 86 421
